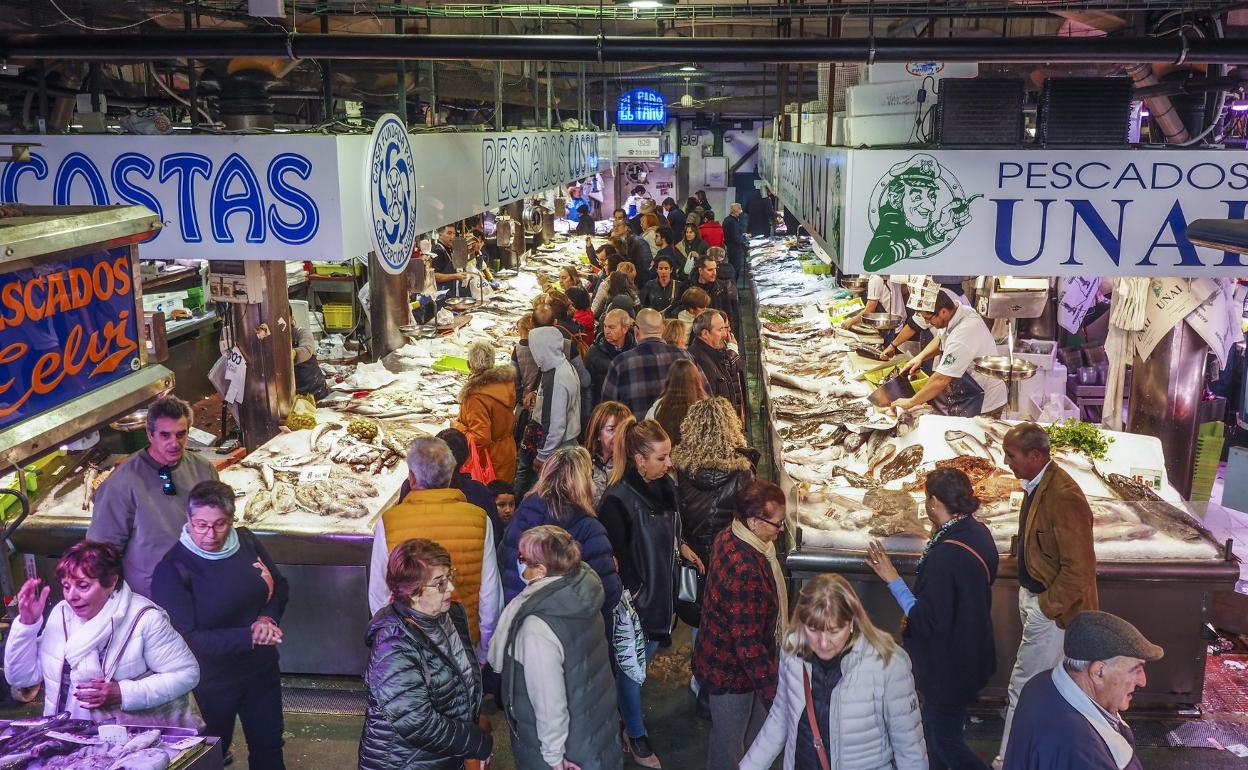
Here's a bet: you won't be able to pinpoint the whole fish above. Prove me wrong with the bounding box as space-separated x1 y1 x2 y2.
878 445 924 484
242 490 273 524
843 431 867 452
866 443 897 477
1093 522 1158 542
945 429 992 460
830 466 880 489
1095 470 1220 546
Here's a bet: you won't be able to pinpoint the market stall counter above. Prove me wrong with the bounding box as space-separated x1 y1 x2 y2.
744 236 1241 710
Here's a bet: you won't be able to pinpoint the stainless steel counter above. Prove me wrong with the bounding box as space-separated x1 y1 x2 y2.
785 546 1241 710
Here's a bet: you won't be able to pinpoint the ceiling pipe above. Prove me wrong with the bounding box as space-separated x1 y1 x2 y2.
4 32 1248 64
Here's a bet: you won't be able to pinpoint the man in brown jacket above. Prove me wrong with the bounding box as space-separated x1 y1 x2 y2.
994 422 1099 769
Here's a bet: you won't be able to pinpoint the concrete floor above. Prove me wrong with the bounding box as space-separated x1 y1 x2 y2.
226 639 1246 770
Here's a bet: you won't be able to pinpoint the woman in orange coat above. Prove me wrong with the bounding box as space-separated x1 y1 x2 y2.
456 340 518 483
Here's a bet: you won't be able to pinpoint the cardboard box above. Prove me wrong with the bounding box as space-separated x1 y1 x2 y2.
847 81 933 118
845 114 921 147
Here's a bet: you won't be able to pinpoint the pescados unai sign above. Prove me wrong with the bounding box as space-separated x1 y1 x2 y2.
843 149 1248 277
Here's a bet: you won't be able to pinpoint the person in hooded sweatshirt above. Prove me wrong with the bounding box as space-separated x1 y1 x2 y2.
528 326 582 475
489 525 622 770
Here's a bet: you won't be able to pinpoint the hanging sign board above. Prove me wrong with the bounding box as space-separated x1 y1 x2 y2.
365 113 418 276
843 149 1248 277
616 88 667 127
2 130 609 263
0 246 142 431
755 137 846 264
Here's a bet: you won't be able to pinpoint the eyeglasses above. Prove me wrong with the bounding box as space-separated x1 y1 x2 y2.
422 569 459 594
158 466 176 497
755 516 786 530
189 520 232 534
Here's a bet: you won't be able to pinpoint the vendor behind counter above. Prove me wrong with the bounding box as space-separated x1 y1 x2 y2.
895 290 1006 417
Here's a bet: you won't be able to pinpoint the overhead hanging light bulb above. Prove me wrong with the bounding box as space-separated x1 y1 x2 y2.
679 64 699 72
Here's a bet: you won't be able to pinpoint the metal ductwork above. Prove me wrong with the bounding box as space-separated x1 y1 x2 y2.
4 32 1248 65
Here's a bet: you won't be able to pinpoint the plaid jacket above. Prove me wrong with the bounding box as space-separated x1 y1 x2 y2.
601 338 704 419
692 527 779 704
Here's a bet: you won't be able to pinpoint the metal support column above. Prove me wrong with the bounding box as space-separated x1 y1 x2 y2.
184 10 198 131
493 20 503 130
321 14 334 122
367 255 409 361
546 61 553 128
1126 322 1210 498
395 18 407 123
231 261 294 451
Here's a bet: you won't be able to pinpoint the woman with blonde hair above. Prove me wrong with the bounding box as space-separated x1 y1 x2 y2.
661 318 688 350
645 359 707 445
457 339 517 483
498 446 621 617
584 401 632 506
597 418 699 769
739 573 927 770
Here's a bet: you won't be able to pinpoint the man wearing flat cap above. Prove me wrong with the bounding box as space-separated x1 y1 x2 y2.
1003 610 1163 770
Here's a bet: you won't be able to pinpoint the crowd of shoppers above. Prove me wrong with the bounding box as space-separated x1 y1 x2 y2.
4 189 1165 770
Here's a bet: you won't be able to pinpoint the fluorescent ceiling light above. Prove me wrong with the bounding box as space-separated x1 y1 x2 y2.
616 0 675 8
679 64 699 72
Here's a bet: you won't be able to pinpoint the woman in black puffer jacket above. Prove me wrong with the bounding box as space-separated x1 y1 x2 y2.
360 539 493 770
671 397 758 628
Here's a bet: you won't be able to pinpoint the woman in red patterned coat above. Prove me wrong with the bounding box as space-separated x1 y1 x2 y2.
692 479 789 770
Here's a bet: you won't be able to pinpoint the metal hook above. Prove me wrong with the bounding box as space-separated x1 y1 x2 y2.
1175 31 1189 66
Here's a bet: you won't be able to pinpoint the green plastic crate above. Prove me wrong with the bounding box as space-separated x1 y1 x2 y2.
1191 421 1225 503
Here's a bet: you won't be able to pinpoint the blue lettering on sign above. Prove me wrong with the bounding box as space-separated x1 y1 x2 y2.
112 153 164 220
211 153 266 244
1063 199 1130 267
1 153 47 203
53 152 109 205
267 154 318 244
992 198 1055 266
1 147 323 249
159 153 214 243
479 132 598 209
617 89 666 126
1139 201 1201 267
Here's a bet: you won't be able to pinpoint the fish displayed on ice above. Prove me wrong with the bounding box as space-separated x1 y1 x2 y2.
1095 470 1220 546
877 445 924 484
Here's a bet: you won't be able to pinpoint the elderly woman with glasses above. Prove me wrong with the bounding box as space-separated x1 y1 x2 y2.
152 480 289 768
360 538 493 770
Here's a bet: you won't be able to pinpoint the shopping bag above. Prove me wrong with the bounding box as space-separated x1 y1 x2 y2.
462 435 497 485
612 591 648 686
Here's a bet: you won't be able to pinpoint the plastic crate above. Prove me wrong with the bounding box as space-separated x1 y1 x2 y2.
322 302 355 330
312 262 362 277
432 356 470 374
1191 421 1225 503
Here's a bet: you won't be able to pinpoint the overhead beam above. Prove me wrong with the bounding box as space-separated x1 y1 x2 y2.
4 31 1248 64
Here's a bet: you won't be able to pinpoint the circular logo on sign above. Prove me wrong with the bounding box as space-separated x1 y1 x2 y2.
863 153 979 272
366 114 418 275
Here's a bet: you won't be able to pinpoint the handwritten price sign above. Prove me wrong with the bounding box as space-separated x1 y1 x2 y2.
0 247 141 430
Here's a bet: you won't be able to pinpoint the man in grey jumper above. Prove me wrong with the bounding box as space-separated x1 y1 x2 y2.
88 395 218 598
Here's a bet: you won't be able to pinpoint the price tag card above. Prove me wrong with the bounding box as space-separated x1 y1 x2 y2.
1130 467 1162 491
299 465 332 483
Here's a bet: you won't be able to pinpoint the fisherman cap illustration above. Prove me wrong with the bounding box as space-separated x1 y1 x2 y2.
864 153 980 273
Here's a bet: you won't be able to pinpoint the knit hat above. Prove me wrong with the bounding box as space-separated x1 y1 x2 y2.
1064 611 1164 662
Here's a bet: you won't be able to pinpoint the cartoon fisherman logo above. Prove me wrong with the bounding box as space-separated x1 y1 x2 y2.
863 153 981 272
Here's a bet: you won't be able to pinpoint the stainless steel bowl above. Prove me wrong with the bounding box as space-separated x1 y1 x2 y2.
494 269 519 278
842 277 870 293
973 355 1039 382
444 296 478 311
857 312 904 331
110 409 148 432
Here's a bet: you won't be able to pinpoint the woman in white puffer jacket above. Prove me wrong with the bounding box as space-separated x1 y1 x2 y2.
5 541 200 721
740 573 928 770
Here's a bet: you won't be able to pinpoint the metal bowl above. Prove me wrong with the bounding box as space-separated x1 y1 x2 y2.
444 296 478 311
494 269 519 278
973 355 1039 382
401 324 440 339
857 312 904 331
110 409 148 432
842 277 870 293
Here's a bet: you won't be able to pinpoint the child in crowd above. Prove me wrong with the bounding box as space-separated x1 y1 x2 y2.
489 480 517 529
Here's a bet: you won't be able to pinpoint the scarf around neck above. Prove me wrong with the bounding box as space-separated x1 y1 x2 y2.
917 515 967 571
731 519 790 632
63 581 136 683
1051 664 1136 770
179 523 240 560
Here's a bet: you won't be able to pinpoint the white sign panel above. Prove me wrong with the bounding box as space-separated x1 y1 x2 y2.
2 130 607 263
769 140 847 264
0 134 343 261
366 114 418 276
616 135 662 159
843 149 1248 277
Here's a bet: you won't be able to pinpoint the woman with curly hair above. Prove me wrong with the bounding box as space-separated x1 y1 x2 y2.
645 359 707 446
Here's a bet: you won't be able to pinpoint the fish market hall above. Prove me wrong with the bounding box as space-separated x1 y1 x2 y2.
1 3 1248 769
